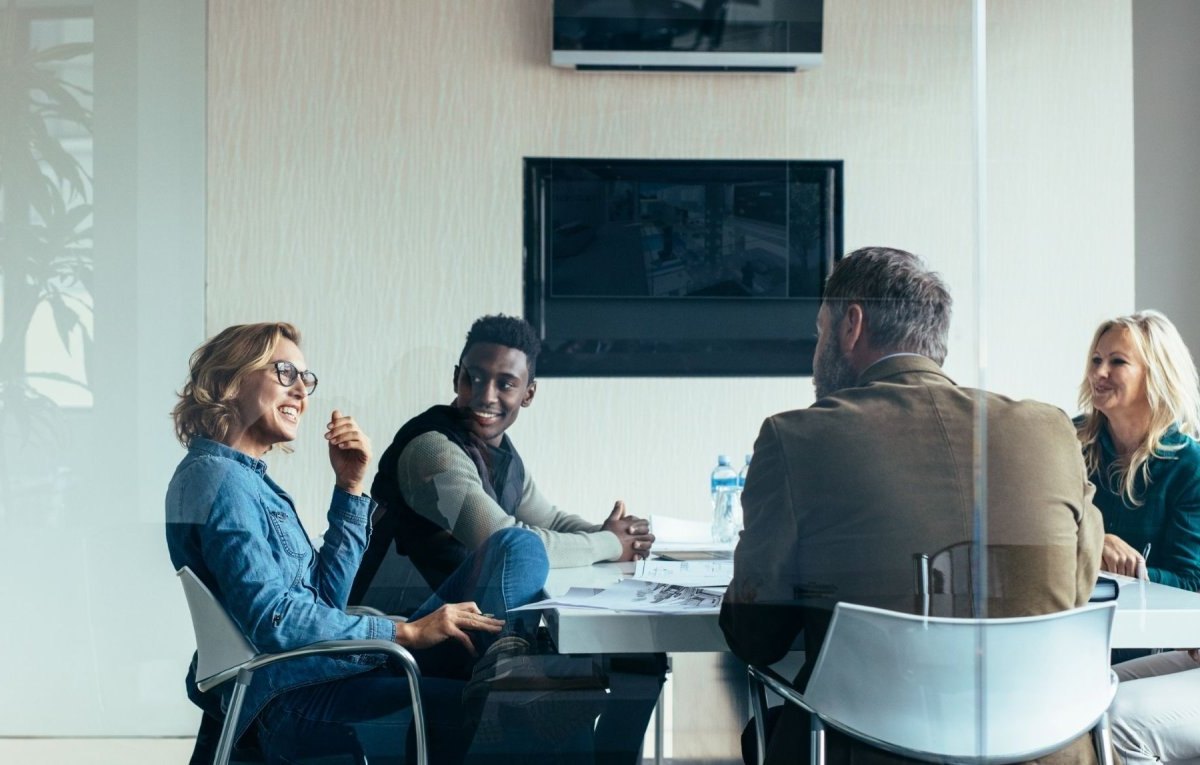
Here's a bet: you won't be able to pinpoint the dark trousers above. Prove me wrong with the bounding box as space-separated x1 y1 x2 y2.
464 652 667 765
189 529 549 764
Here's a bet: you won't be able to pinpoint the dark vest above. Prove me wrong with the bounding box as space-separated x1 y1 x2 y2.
350 405 526 597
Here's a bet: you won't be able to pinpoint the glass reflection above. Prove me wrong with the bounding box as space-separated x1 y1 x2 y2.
0 6 92 517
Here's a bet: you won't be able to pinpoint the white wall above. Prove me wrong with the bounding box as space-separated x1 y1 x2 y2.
986 0 1134 403
1133 0 1200 353
206 0 1132 543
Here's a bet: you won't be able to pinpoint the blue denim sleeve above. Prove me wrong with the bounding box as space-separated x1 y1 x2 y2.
315 489 377 608
197 474 394 653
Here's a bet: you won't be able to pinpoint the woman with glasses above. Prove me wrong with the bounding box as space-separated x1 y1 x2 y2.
166 322 549 764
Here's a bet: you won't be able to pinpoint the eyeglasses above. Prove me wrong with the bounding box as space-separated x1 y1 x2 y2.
271 360 318 395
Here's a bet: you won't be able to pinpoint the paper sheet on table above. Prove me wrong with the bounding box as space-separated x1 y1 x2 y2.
649 514 735 553
584 579 724 614
649 514 711 543
508 587 611 612
634 558 733 588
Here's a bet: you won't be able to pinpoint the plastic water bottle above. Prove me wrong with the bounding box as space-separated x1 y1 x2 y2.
738 454 751 489
711 455 740 543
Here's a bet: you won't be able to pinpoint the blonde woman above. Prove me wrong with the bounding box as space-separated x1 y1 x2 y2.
1077 310 1200 590
1080 312 1200 763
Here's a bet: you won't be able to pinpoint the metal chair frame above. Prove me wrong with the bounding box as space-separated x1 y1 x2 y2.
748 600 1117 765
177 566 427 765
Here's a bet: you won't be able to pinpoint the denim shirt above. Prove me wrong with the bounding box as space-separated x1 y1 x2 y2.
165 438 394 742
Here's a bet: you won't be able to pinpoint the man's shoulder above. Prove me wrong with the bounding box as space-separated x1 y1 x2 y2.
969 390 1074 431
388 404 460 442
400 429 462 465
762 385 1072 440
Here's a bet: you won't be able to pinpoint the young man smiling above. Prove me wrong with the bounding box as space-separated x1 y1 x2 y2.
352 315 664 763
354 313 654 598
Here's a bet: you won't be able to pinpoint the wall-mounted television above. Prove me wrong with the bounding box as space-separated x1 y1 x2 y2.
524 157 843 376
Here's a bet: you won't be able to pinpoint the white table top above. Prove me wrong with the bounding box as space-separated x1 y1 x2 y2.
543 563 1200 653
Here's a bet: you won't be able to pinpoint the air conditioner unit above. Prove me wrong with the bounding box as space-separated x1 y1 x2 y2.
552 0 823 73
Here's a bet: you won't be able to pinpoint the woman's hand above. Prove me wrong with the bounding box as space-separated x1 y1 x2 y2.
326 410 371 495
1102 533 1148 579
394 602 504 657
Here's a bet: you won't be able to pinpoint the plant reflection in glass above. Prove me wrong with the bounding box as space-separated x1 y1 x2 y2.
0 7 93 515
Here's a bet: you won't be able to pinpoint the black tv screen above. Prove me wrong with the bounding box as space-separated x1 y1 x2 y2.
524 158 843 376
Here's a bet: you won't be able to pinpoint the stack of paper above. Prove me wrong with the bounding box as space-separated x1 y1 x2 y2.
511 557 732 615
634 558 732 588
649 514 734 554
585 580 724 613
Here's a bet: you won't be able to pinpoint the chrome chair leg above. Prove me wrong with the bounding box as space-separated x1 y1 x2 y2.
213 669 253 765
654 685 665 765
1093 711 1115 765
748 670 769 765
810 715 826 765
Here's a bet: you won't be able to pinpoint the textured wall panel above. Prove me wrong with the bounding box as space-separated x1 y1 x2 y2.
206 0 1132 558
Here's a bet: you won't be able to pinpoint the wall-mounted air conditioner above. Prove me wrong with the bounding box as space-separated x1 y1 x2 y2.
552 0 823 73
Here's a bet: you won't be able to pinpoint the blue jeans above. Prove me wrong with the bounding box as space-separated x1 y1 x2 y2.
408 527 549 678
256 527 550 763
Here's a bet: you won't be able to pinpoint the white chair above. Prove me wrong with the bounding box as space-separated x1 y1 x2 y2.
748 600 1118 765
177 566 428 765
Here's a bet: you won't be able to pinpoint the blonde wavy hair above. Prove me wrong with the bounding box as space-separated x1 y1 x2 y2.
1077 310 1200 506
173 322 302 448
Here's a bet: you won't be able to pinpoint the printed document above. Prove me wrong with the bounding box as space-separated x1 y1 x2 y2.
634 558 733 588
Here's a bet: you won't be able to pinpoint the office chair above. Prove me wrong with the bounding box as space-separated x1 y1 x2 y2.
914 541 1001 617
177 566 428 765
748 600 1118 765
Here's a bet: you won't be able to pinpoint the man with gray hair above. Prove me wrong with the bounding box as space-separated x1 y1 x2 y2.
720 247 1105 764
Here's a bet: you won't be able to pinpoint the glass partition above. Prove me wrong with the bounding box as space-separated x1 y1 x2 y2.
0 0 205 738
3 0 1172 762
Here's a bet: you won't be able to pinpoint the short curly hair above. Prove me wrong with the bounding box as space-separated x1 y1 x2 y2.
172 322 301 447
458 314 541 379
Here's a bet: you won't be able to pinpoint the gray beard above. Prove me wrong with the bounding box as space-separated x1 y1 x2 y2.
813 341 859 400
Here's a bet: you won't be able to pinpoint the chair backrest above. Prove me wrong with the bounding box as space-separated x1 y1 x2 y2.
804 600 1117 762
916 542 998 617
177 566 258 692
916 542 1081 618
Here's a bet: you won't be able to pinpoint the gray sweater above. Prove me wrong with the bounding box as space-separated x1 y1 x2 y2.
394 431 622 567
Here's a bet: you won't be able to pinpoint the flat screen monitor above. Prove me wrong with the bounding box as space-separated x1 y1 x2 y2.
524 157 843 376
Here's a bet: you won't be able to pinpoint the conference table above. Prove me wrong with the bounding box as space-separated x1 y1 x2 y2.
541 561 1200 763
543 561 1200 652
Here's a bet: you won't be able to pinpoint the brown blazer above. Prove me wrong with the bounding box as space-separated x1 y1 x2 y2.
720 355 1104 765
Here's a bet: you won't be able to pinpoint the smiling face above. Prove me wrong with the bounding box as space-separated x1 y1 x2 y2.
453 342 536 447
228 337 309 457
1089 327 1150 422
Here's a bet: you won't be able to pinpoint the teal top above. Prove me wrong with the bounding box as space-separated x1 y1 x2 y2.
1088 424 1200 591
